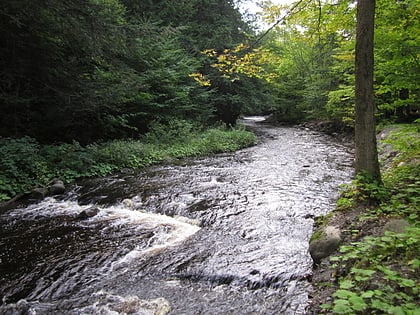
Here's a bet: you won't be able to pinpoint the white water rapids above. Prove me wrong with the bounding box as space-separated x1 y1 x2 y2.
0 118 353 314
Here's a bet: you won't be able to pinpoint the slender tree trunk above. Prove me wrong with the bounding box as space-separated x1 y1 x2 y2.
354 0 381 181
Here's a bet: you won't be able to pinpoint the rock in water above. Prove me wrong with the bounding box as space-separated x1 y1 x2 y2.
77 206 100 219
49 179 66 195
31 187 48 200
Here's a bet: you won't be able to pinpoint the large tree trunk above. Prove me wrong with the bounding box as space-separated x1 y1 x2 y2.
354 0 381 181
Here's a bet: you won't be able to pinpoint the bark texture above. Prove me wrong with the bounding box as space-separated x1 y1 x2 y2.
354 0 381 181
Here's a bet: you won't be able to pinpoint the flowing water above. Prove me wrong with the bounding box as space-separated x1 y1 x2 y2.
0 118 353 314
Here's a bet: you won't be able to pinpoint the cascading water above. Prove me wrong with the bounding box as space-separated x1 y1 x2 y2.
0 118 353 314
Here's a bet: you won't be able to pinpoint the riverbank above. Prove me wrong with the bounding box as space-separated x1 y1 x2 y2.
298 120 354 145
308 123 420 314
0 122 256 205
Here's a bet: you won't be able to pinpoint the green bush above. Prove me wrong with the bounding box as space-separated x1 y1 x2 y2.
325 228 420 315
143 119 197 145
382 124 420 161
0 137 48 200
41 141 97 182
336 173 388 210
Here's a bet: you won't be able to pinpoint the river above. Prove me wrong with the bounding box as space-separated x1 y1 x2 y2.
0 118 353 314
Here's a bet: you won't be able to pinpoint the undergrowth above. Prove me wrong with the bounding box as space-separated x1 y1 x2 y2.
320 123 420 315
0 121 256 202
324 227 420 315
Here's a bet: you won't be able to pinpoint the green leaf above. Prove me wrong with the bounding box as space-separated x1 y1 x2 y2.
320 303 332 309
360 290 375 298
348 295 367 311
333 289 355 299
332 299 353 314
371 298 392 312
408 259 420 269
339 280 355 289
399 278 416 288
388 306 406 315
351 268 376 281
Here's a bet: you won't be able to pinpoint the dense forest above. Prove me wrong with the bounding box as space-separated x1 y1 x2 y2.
1 0 419 142
0 0 256 142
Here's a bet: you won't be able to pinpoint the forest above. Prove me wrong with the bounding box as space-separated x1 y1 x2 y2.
1 0 417 143
0 0 419 313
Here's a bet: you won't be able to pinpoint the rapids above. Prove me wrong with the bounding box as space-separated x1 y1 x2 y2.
0 118 353 314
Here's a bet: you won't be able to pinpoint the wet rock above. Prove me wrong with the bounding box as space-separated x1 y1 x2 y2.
78 206 100 219
31 187 48 200
309 226 341 264
122 198 134 209
383 219 410 234
49 179 66 195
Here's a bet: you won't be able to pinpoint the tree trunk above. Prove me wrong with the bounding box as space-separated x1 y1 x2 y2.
354 0 381 181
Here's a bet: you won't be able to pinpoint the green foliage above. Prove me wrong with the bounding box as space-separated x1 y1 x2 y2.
0 0 249 142
197 126 257 153
326 84 355 126
382 125 420 160
143 120 197 145
326 227 420 315
0 126 256 202
258 0 419 125
375 0 420 121
336 173 388 210
371 164 420 224
364 125 420 222
324 124 420 314
0 137 48 199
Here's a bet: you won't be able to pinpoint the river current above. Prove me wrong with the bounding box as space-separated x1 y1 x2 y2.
0 118 353 314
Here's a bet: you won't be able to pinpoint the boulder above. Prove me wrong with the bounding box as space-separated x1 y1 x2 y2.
309 226 341 264
78 206 100 219
31 187 48 200
49 179 66 195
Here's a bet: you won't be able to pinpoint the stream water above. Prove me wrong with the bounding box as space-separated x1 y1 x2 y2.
0 118 353 314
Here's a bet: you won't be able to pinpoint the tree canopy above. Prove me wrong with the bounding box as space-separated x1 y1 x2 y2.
0 0 418 144
0 0 259 143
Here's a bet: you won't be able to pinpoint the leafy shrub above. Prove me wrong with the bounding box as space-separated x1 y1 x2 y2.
324 124 420 314
198 127 256 153
382 124 420 159
336 173 388 210
326 84 355 126
325 228 420 314
41 141 97 182
372 164 420 223
0 137 48 200
143 119 197 145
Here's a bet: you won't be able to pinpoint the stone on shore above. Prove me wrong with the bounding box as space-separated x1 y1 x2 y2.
309 226 342 264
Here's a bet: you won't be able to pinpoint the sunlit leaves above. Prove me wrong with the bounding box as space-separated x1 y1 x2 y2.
201 43 279 83
189 72 211 86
